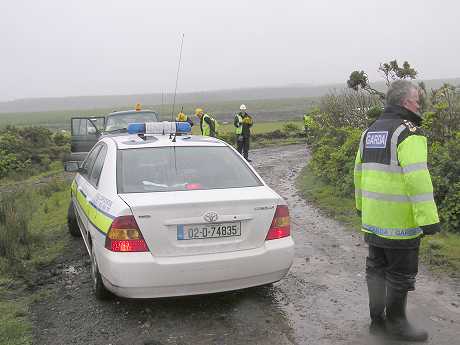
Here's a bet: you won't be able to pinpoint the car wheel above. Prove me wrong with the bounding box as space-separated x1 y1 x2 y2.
67 202 82 237
90 244 111 300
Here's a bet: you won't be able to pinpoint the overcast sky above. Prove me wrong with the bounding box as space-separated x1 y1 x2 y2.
1 0 459 101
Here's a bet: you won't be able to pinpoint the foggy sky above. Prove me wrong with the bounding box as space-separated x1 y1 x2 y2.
1 0 459 102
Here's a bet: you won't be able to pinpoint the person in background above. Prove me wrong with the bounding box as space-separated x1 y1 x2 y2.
354 80 440 342
195 108 217 137
176 109 194 127
234 104 253 161
303 112 313 136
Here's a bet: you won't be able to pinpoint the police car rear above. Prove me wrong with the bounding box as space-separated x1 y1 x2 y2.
68 122 294 299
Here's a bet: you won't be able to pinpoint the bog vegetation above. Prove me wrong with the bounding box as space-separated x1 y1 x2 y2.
0 126 70 179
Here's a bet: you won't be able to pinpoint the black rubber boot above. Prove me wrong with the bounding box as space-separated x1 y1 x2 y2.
385 287 428 342
367 275 386 335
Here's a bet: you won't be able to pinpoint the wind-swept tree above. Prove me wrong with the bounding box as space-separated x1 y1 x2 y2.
347 60 418 102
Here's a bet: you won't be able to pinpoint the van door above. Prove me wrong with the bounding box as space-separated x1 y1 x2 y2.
71 117 105 154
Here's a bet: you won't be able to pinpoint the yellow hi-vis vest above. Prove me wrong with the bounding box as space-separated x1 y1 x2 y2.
235 114 243 135
304 114 313 128
354 118 439 240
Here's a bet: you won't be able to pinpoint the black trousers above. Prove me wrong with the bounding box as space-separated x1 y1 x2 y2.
366 245 419 292
236 136 250 159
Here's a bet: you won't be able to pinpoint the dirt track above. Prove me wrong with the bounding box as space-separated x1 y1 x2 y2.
32 144 460 345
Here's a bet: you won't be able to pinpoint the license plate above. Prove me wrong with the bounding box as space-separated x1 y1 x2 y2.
177 222 241 240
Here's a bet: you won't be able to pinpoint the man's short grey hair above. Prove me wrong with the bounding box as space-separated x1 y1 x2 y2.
386 80 418 106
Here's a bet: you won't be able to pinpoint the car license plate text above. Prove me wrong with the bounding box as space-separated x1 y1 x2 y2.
177 222 241 240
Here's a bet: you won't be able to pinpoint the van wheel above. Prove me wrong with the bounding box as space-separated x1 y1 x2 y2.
90 245 111 300
67 202 81 237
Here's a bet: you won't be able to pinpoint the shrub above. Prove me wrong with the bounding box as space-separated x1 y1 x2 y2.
429 136 460 233
0 190 34 261
0 126 70 180
282 122 301 134
320 90 381 129
422 84 460 143
309 127 361 196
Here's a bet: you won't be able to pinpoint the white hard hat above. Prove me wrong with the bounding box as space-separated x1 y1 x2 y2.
240 104 247 110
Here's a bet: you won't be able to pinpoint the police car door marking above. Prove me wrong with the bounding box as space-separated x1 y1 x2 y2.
90 194 115 219
365 131 388 149
94 193 113 213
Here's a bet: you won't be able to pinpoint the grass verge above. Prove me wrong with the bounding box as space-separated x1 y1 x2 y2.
295 165 360 230
296 164 460 275
0 180 70 345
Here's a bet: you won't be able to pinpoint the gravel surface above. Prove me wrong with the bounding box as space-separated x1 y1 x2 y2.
32 144 460 345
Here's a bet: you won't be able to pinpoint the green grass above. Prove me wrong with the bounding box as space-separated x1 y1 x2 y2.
191 120 303 135
0 97 316 129
0 182 70 345
420 232 460 273
26 188 69 269
296 165 360 229
0 293 31 345
0 161 63 189
0 108 115 129
191 119 305 148
296 164 460 274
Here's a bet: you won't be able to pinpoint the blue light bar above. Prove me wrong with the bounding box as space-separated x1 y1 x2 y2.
127 122 191 135
127 123 146 134
176 122 191 133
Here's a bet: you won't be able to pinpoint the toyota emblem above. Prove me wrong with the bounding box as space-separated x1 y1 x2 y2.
203 211 218 223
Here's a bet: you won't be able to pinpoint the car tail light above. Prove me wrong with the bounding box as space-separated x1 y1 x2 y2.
105 215 149 252
186 183 202 190
266 205 290 240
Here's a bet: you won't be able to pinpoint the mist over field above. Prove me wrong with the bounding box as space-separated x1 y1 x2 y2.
0 78 459 130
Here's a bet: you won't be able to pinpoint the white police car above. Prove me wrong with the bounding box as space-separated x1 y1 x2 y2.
66 122 294 299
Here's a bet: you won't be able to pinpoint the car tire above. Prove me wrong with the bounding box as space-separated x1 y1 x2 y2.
67 202 82 237
90 244 111 300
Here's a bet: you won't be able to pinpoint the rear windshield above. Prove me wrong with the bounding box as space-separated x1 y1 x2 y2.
105 112 159 132
117 146 263 193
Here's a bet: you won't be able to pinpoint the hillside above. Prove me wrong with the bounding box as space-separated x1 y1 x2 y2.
1 78 458 114
0 97 319 129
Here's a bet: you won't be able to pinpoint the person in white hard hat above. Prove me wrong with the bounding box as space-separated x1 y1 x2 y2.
234 104 254 161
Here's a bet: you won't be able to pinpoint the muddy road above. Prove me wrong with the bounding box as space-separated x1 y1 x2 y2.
32 144 460 345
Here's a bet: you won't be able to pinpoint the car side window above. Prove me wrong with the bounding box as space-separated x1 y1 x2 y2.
90 145 107 188
72 119 85 136
82 145 102 179
79 119 88 135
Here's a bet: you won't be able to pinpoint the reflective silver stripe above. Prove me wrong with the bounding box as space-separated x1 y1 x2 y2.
362 190 409 202
402 162 428 173
409 193 434 203
359 130 367 156
361 163 403 173
355 164 362 172
362 190 434 203
390 124 407 165
359 162 428 173
355 188 362 197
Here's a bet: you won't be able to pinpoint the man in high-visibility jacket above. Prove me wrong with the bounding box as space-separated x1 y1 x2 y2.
195 108 216 137
234 104 253 161
303 112 313 134
354 80 440 342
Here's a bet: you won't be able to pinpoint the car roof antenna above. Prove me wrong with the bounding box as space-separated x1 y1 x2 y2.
171 33 185 123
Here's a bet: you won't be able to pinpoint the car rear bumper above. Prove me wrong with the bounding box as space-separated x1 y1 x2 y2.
98 237 294 298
